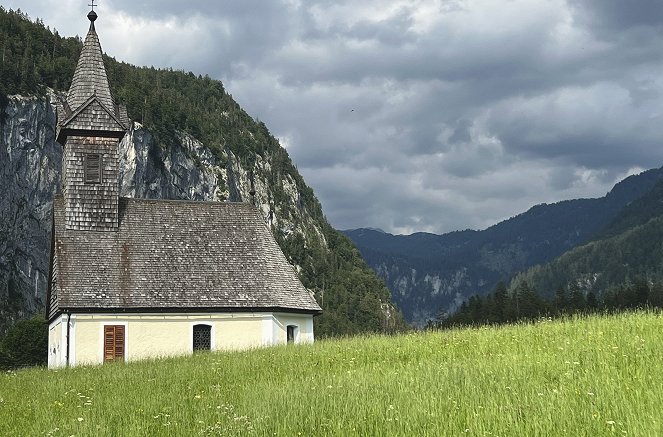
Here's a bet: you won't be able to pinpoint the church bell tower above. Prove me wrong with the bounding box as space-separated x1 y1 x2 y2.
55 6 129 231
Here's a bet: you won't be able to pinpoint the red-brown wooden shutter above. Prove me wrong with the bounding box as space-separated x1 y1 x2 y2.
104 325 125 362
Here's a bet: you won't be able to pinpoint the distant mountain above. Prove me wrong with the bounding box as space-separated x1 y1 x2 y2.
594 177 663 240
512 177 663 298
344 168 663 326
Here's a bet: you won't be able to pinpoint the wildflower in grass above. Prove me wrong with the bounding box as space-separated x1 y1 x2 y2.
77 417 84 422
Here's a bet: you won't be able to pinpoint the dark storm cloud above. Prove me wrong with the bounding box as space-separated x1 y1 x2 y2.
5 0 663 234
569 0 663 34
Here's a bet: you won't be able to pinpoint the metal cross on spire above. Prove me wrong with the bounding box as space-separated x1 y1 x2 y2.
87 0 99 23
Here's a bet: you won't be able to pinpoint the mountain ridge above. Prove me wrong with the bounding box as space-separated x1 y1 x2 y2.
510 176 663 299
344 167 663 325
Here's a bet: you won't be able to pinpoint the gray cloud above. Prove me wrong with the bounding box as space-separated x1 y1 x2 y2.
5 0 663 234
569 0 663 35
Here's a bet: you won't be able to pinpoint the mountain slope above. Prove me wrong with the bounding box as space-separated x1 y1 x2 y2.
512 214 663 299
0 8 406 335
345 168 663 325
594 177 663 240
511 177 663 298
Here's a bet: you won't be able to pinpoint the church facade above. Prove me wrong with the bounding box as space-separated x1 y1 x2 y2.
46 9 321 368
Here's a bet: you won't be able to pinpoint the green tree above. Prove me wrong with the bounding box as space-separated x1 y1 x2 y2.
492 281 507 322
554 285 568 314
570 283 586 313
0 316 47 369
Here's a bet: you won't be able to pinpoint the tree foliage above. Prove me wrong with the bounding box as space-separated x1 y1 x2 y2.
0 316 47 369
433 278 663 330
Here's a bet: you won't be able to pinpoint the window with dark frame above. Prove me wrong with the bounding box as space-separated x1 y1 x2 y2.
287 325 297 344
193 324 212 352
84 153 102 184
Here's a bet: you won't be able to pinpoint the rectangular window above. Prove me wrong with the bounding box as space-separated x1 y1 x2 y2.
85 153 102 184
193 324 212 352
287 325 297 344
104 325 125 362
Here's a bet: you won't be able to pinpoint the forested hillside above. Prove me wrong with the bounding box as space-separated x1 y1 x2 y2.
435 178 663 328
512 216 663 301
0 7 406 336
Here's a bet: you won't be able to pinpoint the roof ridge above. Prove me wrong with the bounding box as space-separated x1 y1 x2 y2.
120 197 255 207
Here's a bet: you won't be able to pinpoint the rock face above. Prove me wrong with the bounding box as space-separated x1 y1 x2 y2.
0 96 61 330
0 95 321 334
118 126 220 202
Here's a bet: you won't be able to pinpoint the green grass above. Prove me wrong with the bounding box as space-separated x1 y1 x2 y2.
1 312 662 436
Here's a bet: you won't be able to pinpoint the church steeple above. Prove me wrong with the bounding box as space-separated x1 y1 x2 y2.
56 5 127 143
56 6 129 232
65 8 115 114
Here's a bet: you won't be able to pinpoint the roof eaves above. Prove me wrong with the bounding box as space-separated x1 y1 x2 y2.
56 95 127 144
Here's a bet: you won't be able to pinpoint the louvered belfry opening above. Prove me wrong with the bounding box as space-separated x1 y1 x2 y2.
193 325 212 352
104 325 125 362
84 153 102 183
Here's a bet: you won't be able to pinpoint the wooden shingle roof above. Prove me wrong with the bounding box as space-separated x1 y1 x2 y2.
48 196 322 318
56 17 128 144
67 21 115 114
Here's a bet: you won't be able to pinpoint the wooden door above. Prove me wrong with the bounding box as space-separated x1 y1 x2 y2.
104 325 125 362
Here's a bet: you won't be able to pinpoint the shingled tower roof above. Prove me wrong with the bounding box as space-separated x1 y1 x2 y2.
55 9 129 145
67 11 115 113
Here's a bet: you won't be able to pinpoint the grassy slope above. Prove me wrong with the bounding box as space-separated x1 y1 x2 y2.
1 313 661 436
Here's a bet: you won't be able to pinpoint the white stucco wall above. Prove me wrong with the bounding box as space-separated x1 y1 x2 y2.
48 312 316 368
47 315 66 368
271 313 315 344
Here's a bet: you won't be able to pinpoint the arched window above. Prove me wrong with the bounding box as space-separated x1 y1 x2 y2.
193 324 211 352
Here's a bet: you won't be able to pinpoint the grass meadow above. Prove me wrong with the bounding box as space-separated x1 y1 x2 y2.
0 312 662 436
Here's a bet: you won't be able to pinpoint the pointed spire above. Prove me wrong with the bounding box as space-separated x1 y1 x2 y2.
66 6 114 113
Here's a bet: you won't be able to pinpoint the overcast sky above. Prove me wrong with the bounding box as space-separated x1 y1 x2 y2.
6 0 663 234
